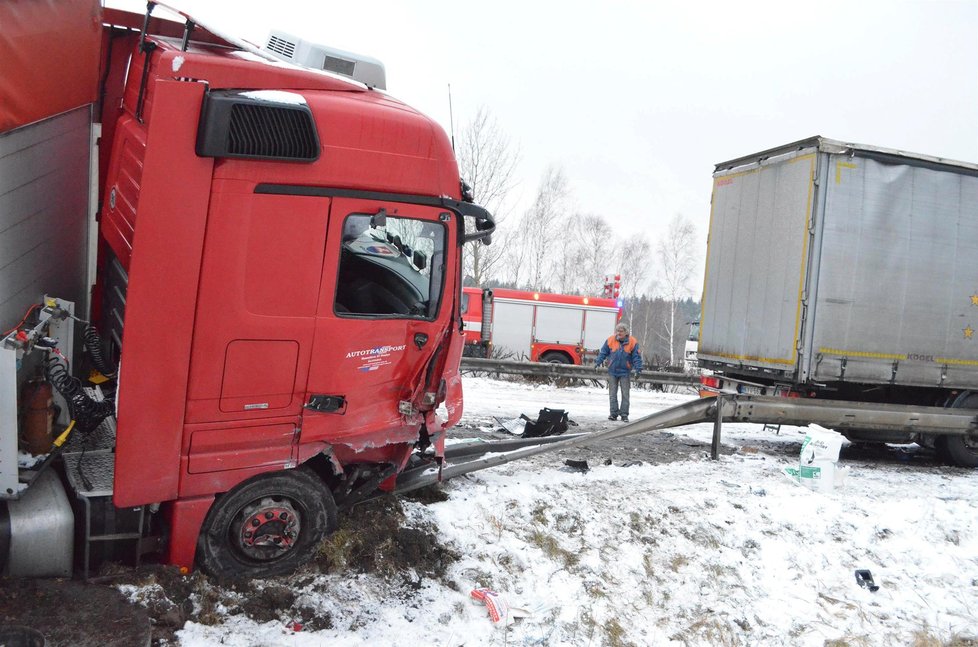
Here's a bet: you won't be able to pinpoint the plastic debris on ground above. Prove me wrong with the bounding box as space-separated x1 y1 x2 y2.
469 588 552 629
783 425 850 492
494 408 573 438
855 569 880 592
562 459 589 472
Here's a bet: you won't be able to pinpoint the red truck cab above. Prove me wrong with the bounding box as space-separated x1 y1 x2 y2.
1 3 493 579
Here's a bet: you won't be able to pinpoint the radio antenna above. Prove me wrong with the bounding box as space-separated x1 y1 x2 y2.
448 83 456 152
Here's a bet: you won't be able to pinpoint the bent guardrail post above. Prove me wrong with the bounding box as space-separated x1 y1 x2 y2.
711 394 725 461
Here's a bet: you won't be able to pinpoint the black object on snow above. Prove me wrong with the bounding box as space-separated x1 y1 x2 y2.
521 408 570 438
855 569 880 592
563 459 589 472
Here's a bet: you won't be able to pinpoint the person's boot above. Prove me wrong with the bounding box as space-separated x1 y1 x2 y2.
620 415 629 422
608 414 618 421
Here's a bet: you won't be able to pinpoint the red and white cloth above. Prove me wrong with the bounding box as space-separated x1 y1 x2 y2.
470 588 509 625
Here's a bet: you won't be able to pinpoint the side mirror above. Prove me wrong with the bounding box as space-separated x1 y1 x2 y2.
370 208 387 228
413 250 427 270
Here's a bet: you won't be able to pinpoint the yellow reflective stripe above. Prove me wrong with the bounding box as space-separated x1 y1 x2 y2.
835 161 857 183
818 348 906 360
936 357 978 366
819 349 978 365
706 351 795 366
788 153 816 164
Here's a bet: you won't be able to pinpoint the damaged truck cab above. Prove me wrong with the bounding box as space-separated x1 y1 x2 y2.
1 3 492 578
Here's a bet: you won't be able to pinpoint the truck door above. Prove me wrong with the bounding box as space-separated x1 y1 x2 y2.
184 188 329 475
302 197 455 450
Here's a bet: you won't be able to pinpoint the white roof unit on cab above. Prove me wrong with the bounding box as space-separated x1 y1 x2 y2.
263 30 386 90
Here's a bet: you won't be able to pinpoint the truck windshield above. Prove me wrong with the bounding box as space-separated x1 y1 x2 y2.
688 321 700 341
335 213 445 318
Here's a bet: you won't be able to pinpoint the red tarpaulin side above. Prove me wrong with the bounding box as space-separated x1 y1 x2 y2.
0 0 102 133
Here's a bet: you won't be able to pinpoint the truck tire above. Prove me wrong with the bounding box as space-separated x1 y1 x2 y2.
197 469 338 579
936 392 978 468
540 351 571 364
937 435 978 468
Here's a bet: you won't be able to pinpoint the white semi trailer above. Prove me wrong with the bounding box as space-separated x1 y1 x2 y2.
697 136 978 466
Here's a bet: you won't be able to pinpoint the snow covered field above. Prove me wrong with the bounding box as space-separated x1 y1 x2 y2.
164 377 978 646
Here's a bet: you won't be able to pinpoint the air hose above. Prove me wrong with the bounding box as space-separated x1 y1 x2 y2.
82 324 115 377
44 354 114 434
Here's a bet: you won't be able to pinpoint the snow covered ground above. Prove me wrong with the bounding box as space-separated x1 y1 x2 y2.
166 377 978 646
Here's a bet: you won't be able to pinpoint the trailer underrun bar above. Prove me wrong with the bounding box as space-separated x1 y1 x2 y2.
392 394 978 494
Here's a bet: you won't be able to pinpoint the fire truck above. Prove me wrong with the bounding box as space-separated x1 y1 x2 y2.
0 2 493 579
461 287 621 364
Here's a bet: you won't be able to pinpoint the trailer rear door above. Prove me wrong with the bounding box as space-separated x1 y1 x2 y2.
809 154 978 388
700 149 817 373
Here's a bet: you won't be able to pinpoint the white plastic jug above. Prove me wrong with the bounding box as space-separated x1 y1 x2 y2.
798 426 846 492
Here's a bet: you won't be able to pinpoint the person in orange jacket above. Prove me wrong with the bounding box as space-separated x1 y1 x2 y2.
595 322 643 422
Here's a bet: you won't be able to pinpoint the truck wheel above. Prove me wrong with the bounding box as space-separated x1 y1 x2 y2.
197 469 338 579
936 392 978 468
540 352 573 386
540 352 570 364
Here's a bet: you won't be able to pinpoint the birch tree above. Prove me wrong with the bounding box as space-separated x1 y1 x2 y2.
553 213 583 293
615 236 654 332
657 214 698 366
574 213 615 295
456 107 520 286
517 165 568 289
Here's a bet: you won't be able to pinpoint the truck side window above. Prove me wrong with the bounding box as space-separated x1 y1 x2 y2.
335 213 446 318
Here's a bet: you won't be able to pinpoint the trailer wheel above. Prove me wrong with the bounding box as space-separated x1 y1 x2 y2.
936 392 978 468
197 469 337 579
540 351 571 364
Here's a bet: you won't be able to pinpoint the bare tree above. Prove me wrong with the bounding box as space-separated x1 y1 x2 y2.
573 213 615 295
615 236 654 331
456 107 520 286
656 214 698 366
552 213 583 293
518 165 569 289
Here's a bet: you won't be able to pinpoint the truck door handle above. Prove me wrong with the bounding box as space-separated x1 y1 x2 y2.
306 394 346 413
414 333 428 349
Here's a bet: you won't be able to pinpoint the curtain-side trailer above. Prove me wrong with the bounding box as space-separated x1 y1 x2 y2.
698 136 978 466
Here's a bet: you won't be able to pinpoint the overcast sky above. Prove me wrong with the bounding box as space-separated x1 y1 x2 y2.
138 1 977 293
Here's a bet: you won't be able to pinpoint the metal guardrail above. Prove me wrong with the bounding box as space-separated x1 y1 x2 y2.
392 392 978 494
458 357 699 387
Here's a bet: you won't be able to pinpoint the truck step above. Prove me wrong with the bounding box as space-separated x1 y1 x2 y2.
63 450 115 498
62 387 117 498
62 388 116 453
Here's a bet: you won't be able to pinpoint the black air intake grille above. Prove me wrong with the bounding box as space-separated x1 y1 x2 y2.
227 104 319 160
197 91 321 162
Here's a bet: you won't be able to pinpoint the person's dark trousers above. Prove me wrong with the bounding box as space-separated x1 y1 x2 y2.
608 374 630 418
